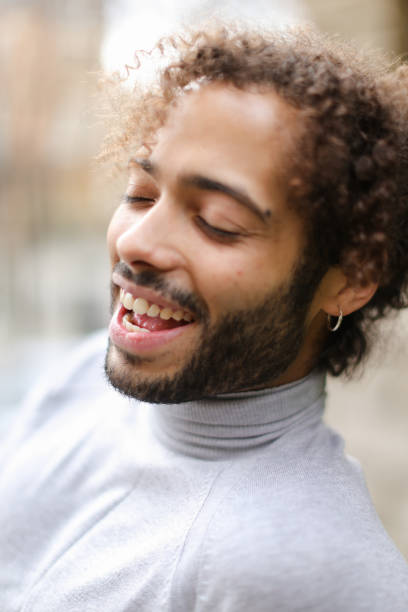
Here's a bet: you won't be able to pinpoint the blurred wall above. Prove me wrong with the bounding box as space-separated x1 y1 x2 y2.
306 0 408 54
1 0 109 339
0 0 114 405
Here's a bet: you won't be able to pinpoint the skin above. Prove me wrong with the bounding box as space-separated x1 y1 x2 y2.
106 83 377 395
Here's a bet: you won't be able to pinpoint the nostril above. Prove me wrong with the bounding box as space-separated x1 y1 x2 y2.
128 260 156 269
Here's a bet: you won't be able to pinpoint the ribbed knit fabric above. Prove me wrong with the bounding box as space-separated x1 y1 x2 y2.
1 330 407 612
151 372 325 459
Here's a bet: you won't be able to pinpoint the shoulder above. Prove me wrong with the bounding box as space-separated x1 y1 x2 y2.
29 328 109 401
191 428 408 611
0 330 113 462
0 329 135 519
196 529 408 611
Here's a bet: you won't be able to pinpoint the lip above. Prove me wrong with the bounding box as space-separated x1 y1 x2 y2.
109 304 195 354
112 271 194 316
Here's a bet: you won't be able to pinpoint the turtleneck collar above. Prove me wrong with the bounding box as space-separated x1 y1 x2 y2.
149 371 326 460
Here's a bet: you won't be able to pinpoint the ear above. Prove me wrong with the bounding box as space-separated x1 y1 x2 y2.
312 267 378 318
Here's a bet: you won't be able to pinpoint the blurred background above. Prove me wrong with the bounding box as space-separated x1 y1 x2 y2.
1 0 407 559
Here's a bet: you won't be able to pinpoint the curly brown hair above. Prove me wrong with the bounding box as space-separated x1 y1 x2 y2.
99 24 408 376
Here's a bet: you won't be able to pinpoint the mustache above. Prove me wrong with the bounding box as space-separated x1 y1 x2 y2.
112 262 209 320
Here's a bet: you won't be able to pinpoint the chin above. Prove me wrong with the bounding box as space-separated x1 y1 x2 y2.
104 340 197 404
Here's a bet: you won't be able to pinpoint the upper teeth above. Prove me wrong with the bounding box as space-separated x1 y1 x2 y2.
119 289 193 322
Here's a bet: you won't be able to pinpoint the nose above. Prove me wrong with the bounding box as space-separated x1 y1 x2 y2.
114 198 186 272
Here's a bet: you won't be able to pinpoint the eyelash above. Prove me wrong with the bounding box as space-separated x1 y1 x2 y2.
123 195 241 243
194 216 241 243
123 195 154 205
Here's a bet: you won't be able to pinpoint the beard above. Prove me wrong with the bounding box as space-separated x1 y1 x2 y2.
105 257 323 404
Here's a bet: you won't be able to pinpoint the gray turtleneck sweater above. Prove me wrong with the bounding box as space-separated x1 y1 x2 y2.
1 331 408 611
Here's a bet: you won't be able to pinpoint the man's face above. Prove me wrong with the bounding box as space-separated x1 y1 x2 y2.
106 84 324 403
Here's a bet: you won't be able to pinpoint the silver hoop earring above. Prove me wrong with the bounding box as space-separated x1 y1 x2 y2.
327 307 343 332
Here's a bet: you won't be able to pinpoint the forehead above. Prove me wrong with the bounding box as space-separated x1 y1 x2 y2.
151 84 298 201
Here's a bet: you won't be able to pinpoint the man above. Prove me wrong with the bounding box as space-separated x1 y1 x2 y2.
1 25 408 611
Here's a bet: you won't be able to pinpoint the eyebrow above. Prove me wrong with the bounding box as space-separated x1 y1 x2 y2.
129 157 271 224
130 157 156 175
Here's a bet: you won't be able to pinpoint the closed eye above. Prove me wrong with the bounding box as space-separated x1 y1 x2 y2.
122 195 243 244
123 195 155 204
195 216 242 243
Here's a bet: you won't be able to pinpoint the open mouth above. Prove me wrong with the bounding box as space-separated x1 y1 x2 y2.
119 289 194 334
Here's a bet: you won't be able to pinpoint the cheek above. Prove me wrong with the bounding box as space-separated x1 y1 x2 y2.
106 218 118 263
195 241 297 314
196 256 268 312
106 209 129 263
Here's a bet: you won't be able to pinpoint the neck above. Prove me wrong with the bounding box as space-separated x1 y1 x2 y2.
148 370 326 460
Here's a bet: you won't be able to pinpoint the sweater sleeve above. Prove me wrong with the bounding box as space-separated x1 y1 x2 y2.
173 437 408 612
0 331 108 466
192 534 408 612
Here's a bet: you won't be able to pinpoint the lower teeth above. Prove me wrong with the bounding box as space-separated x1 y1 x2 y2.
123 312 150 333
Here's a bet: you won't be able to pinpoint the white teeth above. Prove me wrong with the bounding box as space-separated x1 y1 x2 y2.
123 292 134 310
160 308 172 320
147 304 160 317
133 297 149 315
119 289 194 323
123 313 150 333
